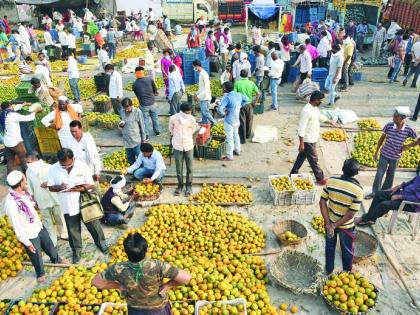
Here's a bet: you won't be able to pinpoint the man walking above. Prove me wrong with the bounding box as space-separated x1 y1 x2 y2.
169 103 197 196
320 159 363 274
217 82 248 161
105 64 123 115
234 69 261 144
325 44 344 106
403 39 420 88
268 52 284 110
290 91 336 185
132 66 160 137
68 120 101 181
193 60 216 125
341 36 354 92
119 97 147 164
356 20 368 52
25 152 68 246
365 108 417 199
293 45 312 89
5 170 68 282
48 148 108 263
168 64 185 115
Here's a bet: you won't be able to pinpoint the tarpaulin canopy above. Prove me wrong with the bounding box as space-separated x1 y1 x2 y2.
14 0 84 6
14 0 60 4
247 4 281 20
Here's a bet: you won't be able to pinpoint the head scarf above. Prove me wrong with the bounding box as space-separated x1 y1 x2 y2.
55 103 79 130
112 176 126 193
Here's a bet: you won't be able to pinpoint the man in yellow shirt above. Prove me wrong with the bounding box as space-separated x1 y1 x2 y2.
320 159 363 274
341 35 355 91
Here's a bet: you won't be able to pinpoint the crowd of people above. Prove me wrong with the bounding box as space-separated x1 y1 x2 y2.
0 6 420 314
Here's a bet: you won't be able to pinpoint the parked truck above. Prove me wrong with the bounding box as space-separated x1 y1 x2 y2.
218 0 251 23
162 0 214 24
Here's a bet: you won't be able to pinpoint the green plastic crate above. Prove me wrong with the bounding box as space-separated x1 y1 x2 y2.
201 137 226 160
253 103 264 115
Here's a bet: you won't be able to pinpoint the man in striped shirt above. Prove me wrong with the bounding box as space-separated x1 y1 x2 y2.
320 159 363 274
365 108 417 199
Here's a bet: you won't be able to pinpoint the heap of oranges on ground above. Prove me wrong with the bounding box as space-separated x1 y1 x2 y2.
190 184 253 204
0 216 27 282
109 204 282 315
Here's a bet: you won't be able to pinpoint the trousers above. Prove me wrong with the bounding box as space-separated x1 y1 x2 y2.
5 141 27 174
413 94 420 120
325 75 337 105
141 105 160 136
169 92 182 115
199 100 216 125
126 144 141 165
64 213 106 251
24 227 60 277
69 78 81 101
371 155 398 194
111 98 121 115
224 122 240 159
325 227 356 273
133 168 166 184
291 142 324 181
238 104 253 144
362 190 416 222
174 149 193 187
40 205 67 246
128 303 172 315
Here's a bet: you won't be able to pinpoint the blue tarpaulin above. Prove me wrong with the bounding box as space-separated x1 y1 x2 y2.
248 4 280 20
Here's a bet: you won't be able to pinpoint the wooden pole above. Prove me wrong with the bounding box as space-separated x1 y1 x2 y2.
23 261 74 268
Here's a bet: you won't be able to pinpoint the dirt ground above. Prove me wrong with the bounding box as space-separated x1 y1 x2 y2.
0 29 420 314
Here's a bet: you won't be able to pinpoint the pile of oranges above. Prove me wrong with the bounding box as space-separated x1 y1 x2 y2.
322 272 377 314
0 216 27 281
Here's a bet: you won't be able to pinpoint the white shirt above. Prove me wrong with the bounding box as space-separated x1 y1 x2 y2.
299 51 312 74
108 71 123 98
67 56 80 79
317 37 330 58
4 192 43 246
297 103 328 143
220 70 231 84
26 160 60 210
197 69 211 101
41 104 83 148
67 33 76 49
219 36 228 54
269 59 284 79
3 112 36 147
58 31 68 46
67 132 101 175
232 59 251 80
44 31 53 46
297 33 310 45
265 48 276 68
279 43 291 62
169 112 197 152
98 49 110 72
48 160 94 216
35 65 52 87
412 42 420 62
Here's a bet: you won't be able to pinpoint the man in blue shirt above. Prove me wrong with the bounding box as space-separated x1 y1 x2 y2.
356 20 368 52
168 64 185 115
217 82 248 161
126 143 166 185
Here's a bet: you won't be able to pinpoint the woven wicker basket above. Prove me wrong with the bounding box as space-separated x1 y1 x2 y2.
272 220 308 246
270 250 323 295
354 230 378 263
320 272 379 315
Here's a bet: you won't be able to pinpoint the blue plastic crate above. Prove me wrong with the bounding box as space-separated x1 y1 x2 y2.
312 68 328 80
313 78 326 91
77 55 87 64
353 72 362 81
288 67 299 82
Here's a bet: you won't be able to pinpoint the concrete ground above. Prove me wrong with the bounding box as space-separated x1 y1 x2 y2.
0 28 419 314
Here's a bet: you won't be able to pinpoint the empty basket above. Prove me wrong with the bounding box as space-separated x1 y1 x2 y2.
270 250 323 295
354 230 378 263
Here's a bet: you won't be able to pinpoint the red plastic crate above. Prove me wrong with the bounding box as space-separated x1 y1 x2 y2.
196 123 211 146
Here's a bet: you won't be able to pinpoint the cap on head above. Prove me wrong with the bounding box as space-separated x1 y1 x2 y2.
7 170 23 187
58 96 68 103
394 106 410 117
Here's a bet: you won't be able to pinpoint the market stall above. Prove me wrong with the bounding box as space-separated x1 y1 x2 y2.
291 0 328 28
245 3 283 42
